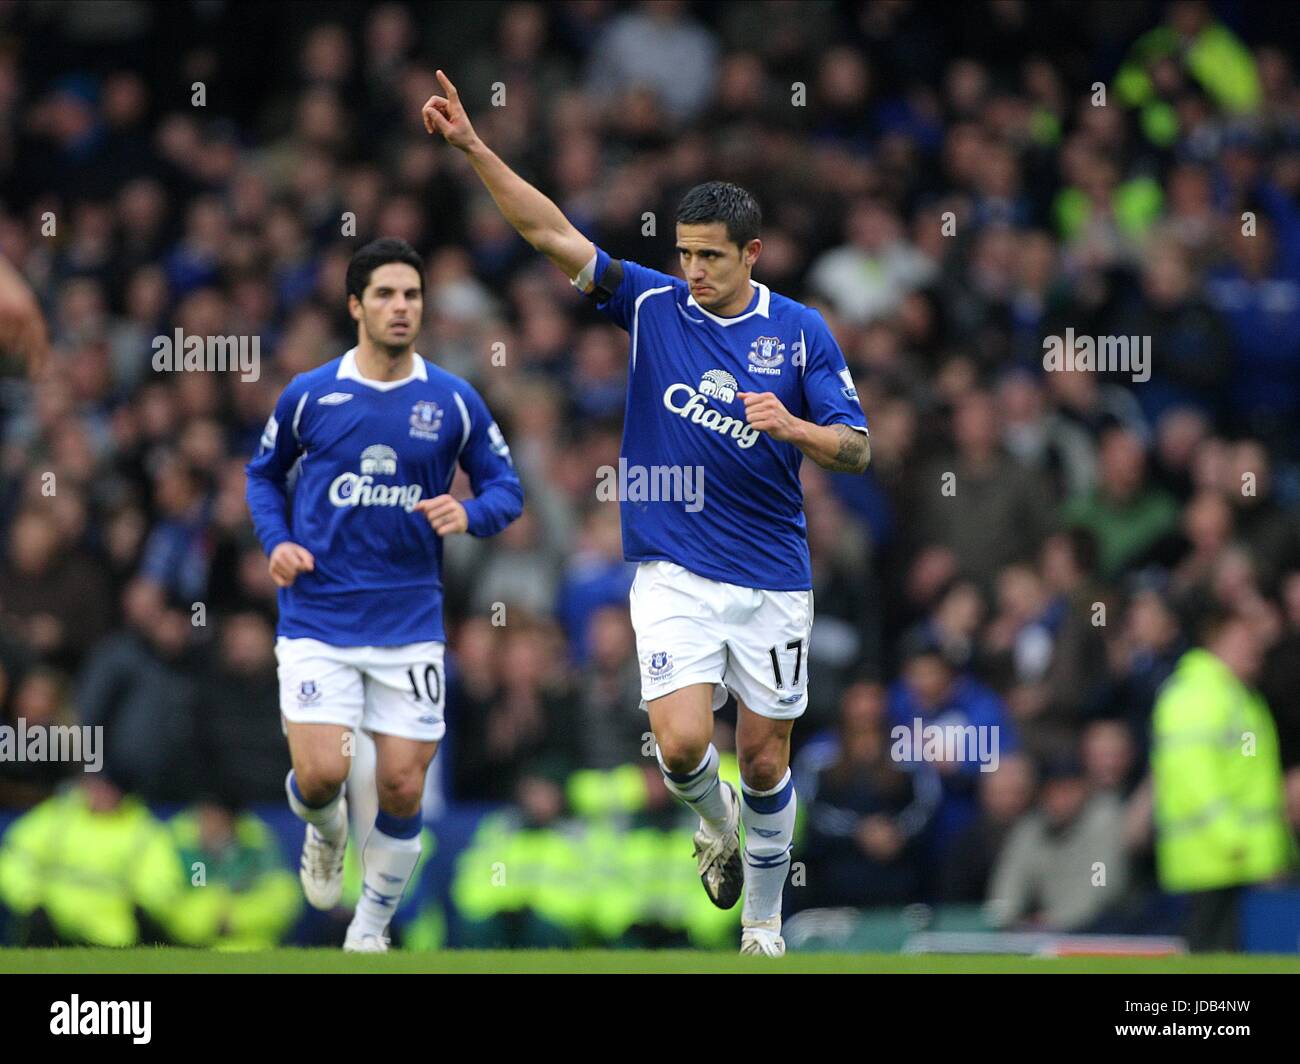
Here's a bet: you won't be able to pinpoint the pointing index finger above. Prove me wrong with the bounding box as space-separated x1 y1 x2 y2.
436 69 459 99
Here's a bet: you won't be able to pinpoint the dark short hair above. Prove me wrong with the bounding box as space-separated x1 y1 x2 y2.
346 237 424 301
675 181 762 249
1196 602 1248 647
1062 526 1099 577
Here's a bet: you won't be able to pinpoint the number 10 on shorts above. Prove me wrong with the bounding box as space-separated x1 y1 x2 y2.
406 664 443 706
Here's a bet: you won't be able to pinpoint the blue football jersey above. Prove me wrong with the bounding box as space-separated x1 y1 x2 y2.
246 348 523 645
589 247 868 590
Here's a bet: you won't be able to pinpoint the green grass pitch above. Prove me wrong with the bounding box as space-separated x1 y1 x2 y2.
2 949 1298 974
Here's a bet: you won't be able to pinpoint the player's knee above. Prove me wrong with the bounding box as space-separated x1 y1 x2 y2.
376 772 423 817
655 733 709 775
738 750 786 793
293 761 348 803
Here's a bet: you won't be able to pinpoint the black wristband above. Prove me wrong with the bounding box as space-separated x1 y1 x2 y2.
590 258 624 302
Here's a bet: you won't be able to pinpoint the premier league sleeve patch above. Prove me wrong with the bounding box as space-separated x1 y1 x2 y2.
839 367 859 400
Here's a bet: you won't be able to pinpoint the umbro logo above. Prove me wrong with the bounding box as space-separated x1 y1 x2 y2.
751 827 782 838
318 392 354 405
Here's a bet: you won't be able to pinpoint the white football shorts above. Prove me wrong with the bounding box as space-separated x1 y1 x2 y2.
276 637 446 742
629 560 814 720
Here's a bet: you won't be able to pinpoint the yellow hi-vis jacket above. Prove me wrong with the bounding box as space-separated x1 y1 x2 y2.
0 788 184 946
1151 649 1295 893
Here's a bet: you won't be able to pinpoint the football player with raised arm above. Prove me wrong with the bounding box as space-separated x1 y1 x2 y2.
424 72 868 956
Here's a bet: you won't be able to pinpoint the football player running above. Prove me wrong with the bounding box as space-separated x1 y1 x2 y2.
247 237 523 951
424 71 868 956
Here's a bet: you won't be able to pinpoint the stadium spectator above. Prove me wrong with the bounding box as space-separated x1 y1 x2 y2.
985 754 1131 932
166 801 302 950
807 197 936 325
1150 608 1295 951
940 751 1035 904
571 604 645 771
913 389 1053 593
447 618 575 802
796 676 936 911
0 774 183 946
887 634 1018 859
192 611 288 806
554 504 635 665
584 0 719 127
0 667 76 810
1061 425 1181 580
75 579 199 801
1260 570 1300 770
0 505 110 672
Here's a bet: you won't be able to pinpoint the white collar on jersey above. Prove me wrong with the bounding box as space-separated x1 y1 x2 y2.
685 280 771 326
336 347 428 391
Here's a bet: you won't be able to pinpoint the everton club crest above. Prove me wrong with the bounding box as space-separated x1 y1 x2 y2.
748 336 785 376
409 399 444 440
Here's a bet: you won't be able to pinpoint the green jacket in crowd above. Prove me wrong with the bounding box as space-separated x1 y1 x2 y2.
1116 21 1260 146
1151 649 1295 894
0 787 183 947
167 808 302 950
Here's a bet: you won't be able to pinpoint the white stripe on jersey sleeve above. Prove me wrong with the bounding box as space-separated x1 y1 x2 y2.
452 391 472 459
292 391 310 443
447 392 474 494
631 286 674 371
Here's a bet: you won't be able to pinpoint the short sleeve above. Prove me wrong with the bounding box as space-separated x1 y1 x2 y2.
585 246 680 332
799 308 868 433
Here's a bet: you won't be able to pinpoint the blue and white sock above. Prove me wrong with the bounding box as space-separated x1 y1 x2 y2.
285 770 347 845
658 743 731 834
350 810 422 938
740 769 796 925
346 730 378 852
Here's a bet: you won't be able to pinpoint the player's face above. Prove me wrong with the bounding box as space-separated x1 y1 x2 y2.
351 262 423 353
676 223 761 314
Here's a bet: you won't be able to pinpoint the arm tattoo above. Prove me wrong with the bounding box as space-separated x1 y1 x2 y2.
823 425 870 473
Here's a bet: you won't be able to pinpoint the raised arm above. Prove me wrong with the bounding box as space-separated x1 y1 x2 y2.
422 70 595 283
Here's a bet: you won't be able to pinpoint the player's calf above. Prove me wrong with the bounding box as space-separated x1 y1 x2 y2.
346 809 423 945
648 686 743 907
286 769 349 911
344 734 436 948
656 742 743 909
739 769 797 955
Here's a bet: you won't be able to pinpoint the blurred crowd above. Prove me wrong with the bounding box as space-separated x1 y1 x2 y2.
2 0 1300 944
